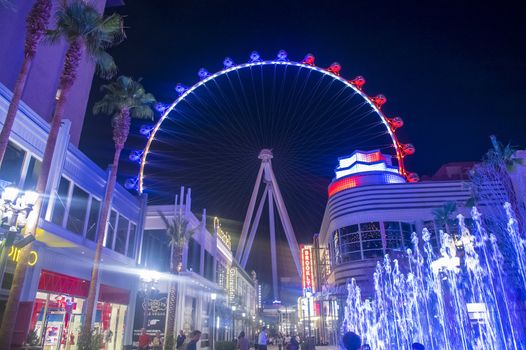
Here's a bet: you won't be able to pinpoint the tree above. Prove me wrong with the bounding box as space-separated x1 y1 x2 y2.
432 201 457 235
82 76 155 336
160 212 195 350
0 2 124 347
0 0 52 165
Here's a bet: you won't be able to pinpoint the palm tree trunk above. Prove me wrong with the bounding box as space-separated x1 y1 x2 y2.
83 109 130 335
0 39 83 348
0 57 31 164
0 0 52 164
165 246 183 350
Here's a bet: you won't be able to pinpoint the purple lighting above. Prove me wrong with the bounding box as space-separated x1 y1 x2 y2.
198 68 210 80
139 124 154 137
249 51 261 62
175 83 188 96
223 57 235 69
129 150 144 163
276 50 288 61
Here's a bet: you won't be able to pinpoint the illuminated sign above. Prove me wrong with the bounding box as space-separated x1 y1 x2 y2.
301 246 314 294
8 246 38 266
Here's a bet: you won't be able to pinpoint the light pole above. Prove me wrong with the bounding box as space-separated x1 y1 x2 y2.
139 270 160 329
232 305 237 340
0 186 38 287
211 293 217 350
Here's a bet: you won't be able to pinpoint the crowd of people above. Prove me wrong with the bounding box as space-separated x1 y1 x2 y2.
136 326 426 350
137 328 202 350
341 331 426 350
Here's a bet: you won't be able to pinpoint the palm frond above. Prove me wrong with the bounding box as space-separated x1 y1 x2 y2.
93 75 156 119
92 49 117 79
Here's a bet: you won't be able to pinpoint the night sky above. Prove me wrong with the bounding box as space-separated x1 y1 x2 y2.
80 0 526 285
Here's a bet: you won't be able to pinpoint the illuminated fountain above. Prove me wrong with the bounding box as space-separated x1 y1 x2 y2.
344 205 526 349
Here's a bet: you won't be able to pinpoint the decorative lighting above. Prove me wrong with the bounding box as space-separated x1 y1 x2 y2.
232 305 237 311
124 177 139 190
155 102 168 113
276 49 288 61
175 83 188 96
129 150 144 163
249 51 261 62
370 94 387 109
139 124 154 137
211 293 217 301
327 62 341 75
198 68 210 80
223 57 235 69
301 53 315 65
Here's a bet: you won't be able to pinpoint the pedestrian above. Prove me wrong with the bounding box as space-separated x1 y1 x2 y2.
258 326 268 350
277 334 283 350
342 332 361 350
176 330 187 350
138 328 150 350
287 336 299 350
412 343 425 350
152 330 163 350
238 331 250 350
186 330 202 350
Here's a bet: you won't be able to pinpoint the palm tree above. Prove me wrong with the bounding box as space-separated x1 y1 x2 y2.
82 76 155 336
432 201 457 234
0 0 52 165
160 212 195 350
0 2 124 347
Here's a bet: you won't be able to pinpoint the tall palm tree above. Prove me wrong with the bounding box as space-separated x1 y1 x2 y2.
160 212 195 350
82 76 155 336
432 201 457 234
0 0 52 164
0 2 124 347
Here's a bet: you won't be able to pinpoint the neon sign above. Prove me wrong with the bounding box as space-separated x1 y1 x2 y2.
301 246 314 294
8 246 38 266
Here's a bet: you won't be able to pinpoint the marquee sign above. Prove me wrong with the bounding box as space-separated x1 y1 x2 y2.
8 246 38 266
301 245 314 294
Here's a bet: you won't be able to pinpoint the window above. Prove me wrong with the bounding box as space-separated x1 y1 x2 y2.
384 221 403 249
204 251 214 281
105 210 117 248
23 157 41 190
127 223 137 258
114 215 129 254
0 142 26 185
52 177 71 226
401 223 414 248
86 198 101 241
141 229 170 272
187 238 201 272
67 185 89 235
360 222 382 259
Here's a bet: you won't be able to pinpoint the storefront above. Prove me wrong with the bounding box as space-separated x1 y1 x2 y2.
29 270 129 350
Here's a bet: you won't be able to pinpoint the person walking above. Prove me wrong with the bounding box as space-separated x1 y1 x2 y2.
277 334 284 350
238 331 250 350
176 330 187 350
138 328 150 350
287 336 299 350
186 330 202 350
258 327 268 350
152 330 163 350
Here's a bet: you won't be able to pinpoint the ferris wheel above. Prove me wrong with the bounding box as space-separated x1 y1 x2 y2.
126 50 418 196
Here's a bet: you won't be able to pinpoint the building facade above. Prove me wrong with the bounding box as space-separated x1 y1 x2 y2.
140 192 258 348
0 80 145 349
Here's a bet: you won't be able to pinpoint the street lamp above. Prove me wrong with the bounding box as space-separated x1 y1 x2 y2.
0 186 38 287
139 270 160 328
211 293 217 350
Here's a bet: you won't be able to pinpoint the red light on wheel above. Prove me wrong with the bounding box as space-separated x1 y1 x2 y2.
327 62 341 75
370 94 387 109
302 53 316 66
349 76 366 90
401 143 415 156
387 117 404 131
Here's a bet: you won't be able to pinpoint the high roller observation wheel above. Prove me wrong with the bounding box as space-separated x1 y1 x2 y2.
130 50 418 194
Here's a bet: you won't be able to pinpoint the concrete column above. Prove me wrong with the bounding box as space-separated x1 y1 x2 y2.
124 288 138 346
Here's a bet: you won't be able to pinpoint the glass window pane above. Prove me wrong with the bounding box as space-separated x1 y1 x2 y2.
66 185 89 235
22 157 41 190
86 198 101 241
105 210 117 248
51 177 70 226
114 215 129 254
127 223 136 258
0 142 25 185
